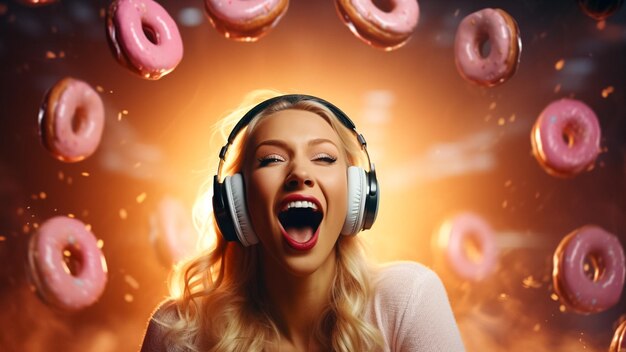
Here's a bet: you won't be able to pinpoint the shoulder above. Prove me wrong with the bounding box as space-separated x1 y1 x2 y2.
373 261 442 297
140 300 180 352
375 261 435 281
370 261 466 351
370 261 446 318
150 299 180 324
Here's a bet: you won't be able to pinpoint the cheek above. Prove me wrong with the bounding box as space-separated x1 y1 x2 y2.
323 172 348 220
245 172 279 231
246 175 271 211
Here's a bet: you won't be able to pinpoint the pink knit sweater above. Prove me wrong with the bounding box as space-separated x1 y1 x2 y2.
141 262 465 351
367 261 465 351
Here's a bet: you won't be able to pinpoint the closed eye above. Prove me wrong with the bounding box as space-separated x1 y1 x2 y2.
312 153 337 164
258 153 286 167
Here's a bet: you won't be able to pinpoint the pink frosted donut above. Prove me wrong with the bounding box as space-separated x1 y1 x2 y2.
27 216 108 311
437 212 498 281
610 319 626 352
38 77 104 163
454 8 521 86
335 0 419 51
553 226 625 314
149 196 198 266
531 98 601 178
107 0 183 80
204 0 289 41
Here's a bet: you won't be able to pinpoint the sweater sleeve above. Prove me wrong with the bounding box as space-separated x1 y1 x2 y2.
373 262 465 352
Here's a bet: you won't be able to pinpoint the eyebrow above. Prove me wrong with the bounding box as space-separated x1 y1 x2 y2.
254 138 339 151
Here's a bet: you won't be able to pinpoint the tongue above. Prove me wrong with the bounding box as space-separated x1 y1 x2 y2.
284 226 313 243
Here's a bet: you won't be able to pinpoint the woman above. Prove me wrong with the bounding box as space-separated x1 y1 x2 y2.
141 91 465 351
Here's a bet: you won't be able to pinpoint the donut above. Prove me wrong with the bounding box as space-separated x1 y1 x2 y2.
435 212 498 282
107 0 183 80
454 8 521 87
17 0 57 6
335 0 419 51
531 98 601 178
149 196 198 266
578 0 624 21
38 77 105 163
204 0 289 42
27 216 108 311
552 225 625 314
610 319 626 352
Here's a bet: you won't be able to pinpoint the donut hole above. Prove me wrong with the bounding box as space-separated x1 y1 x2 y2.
62 244 84 276
463 233 484 263
142 23 159 45
71 106 89 134
478 34 492 58
562 122 581 148
583 252 605 282
372 0 395 13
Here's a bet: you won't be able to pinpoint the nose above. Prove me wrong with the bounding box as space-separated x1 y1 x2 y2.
284 163 314 189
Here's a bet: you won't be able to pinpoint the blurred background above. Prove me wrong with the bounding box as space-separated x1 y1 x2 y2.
0 0 625 351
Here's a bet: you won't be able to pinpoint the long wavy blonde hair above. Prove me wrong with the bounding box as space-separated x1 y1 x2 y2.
161 90 384 351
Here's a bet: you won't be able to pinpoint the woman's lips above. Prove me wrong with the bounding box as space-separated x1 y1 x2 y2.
276 193 323 251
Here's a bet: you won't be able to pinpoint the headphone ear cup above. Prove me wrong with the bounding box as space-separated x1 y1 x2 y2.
361 164 379 230
342 166 367 236
224 173 259 246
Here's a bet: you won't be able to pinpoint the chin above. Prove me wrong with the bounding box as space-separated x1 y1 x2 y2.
280 239 338 278
281 255 326 277
259 221 341 277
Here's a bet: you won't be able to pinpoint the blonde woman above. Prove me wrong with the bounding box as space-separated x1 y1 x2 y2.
140 92 465 351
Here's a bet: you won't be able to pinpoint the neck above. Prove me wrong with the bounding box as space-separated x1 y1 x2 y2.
261 250 337 350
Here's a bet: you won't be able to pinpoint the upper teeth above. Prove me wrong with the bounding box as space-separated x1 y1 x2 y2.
283 201 318 211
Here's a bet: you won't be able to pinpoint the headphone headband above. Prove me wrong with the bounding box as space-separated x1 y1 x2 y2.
226 94 357 144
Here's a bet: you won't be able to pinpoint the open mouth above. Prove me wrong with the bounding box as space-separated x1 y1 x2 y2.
278 200 323 250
